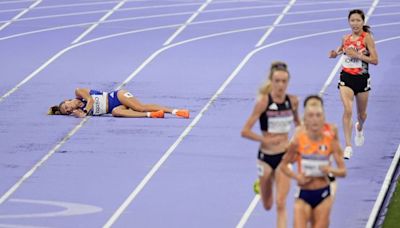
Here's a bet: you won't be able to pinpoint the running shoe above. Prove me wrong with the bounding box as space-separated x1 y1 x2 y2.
343 146 353 160
176 109 190 118
150 110 164 118
354 122 365 146
253 179 260 195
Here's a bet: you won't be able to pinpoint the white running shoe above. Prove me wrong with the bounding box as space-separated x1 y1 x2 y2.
344 146 353 160
354 122 365 146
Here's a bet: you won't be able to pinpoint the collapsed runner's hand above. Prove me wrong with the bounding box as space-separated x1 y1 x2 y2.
72 109 86 118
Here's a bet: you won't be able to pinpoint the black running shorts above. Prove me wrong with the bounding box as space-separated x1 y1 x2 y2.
338 71 371 95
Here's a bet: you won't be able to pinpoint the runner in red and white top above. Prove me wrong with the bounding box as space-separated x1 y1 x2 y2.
328 9 378 160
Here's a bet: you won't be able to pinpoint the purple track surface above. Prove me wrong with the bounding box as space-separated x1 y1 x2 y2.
0 0 399 227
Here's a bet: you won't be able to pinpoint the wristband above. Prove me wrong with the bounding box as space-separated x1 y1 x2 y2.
83 109 93 116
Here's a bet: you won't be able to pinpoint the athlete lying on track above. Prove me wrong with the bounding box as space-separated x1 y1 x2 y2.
48 88 189 119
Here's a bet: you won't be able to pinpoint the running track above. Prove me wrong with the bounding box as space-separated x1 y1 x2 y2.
0 0 399 227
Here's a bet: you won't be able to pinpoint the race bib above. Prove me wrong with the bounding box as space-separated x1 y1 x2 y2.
341 55 362 69
256 163 264 177
301 158 329 177
91 92 107 115
268 116 294 133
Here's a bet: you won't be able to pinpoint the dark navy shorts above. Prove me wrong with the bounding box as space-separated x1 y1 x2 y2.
108 90 122 113
297 185 331 209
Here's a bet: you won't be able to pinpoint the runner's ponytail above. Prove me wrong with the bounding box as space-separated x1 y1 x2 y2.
48 105 61 115
363 25 371 33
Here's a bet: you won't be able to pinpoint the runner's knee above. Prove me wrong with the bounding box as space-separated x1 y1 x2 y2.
262 200 273 211
111 107 125 117
132 104 146 112
343 107 352 118
314 216 330 228
276 197 286 211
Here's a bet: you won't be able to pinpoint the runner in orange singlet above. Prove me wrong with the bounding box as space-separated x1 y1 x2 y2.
281 103 346 228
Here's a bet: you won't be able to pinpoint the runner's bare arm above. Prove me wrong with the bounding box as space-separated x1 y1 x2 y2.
289 95 301 127
328 35 345 58
75 88 93 113
241 97 268 144
360 33 378 65
329 139 347 177
281 130 299 178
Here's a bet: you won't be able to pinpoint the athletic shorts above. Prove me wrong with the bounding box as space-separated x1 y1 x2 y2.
338 71 371 95
297 185 331 209
257 150 286 171
108 90 122 113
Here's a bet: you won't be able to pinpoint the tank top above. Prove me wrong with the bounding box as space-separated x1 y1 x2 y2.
296 129 333 177
322 123 335 140
79 90 108 115
259 94 294 133
341 32 370 75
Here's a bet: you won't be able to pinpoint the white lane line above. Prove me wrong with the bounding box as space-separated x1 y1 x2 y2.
375 35 400 44
0 117 90 205
0 23 180 103
237 34 400 227
236 195 260 228
0 0 145 13
205 0 371 14
104 1 292 226
366 144 400 228
255 0 296 47
0 0 36 5
0 0 42 32
1 6 399 43
0 0 211 211
108 22 400 92
0 0 399 225
71 0 127 44
1 10 399 104
237 0 380 224
0 0 118 12
0 17 398 214
0 0 140 103
163 0 212 46
0 198 102 218
365 34 400 228
0 19 181 41
0 0 251 13
319 0 379 95
104 28 352 228
0 0 248 23
228 31 400 227
0 223 48 228
1 0 389 25
0 9 112 22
